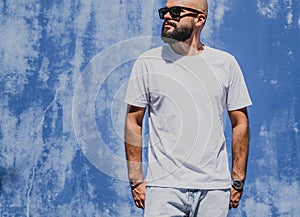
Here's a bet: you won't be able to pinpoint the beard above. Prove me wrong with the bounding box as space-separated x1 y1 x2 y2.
161 20 194 44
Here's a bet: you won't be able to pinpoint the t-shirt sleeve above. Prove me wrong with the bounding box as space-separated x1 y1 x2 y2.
124 58 149 107
226 56 252 111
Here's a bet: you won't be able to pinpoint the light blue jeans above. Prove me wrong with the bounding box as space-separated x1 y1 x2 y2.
144 186 230 217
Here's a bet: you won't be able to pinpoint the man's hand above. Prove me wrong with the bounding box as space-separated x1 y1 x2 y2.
131 181 146 209
229 187 243 209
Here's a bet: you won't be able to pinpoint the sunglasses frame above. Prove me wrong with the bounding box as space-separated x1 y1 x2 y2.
158 6 204 20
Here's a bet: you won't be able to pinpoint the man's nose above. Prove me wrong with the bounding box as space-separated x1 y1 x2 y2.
164 11 172 20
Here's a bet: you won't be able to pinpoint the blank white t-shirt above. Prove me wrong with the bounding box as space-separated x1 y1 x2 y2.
124 45 252 189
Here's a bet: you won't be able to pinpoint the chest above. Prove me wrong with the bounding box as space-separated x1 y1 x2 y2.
146 58 227 107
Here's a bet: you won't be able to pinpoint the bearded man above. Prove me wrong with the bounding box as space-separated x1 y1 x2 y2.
124 0 252 216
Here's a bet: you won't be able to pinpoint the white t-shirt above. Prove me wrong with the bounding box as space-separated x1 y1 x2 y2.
124 45 252 189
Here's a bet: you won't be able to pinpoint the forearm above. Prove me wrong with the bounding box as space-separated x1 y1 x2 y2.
125 116 144 183
231 121 249 181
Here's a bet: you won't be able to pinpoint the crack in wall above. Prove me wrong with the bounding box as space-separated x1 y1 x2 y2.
25 90 58 217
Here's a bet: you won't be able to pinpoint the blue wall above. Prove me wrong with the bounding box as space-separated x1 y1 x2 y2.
0 0 299 216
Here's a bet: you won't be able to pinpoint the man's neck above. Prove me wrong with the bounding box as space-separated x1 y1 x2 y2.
170 38 204 56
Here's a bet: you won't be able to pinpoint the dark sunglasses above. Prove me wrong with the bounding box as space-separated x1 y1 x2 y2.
158 6 204 20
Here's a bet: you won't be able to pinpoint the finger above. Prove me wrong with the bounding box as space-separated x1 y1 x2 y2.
135 199 141 208
135 199 145 209
233 202 239 208
229 201 233 209
140 199 145 209
230 201 239 209
135 200 139 207
140 196 145 209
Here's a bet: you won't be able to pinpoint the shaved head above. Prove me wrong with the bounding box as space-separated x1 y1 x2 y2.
166 0 208 16
192 0 208 16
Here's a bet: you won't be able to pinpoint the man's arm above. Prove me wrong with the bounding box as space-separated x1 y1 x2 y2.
125 104 146 209
228 107 249 209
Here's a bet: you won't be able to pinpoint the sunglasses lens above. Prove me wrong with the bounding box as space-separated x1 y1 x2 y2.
158 7 182 19
169 7 181 18
158 8 168 19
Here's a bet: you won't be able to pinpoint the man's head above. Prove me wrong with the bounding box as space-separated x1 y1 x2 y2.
160 0 208 44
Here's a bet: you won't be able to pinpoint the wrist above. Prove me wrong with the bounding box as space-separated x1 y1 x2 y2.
231 171 246 181
231 178 244 191
129 174 144 188
130 180 144 190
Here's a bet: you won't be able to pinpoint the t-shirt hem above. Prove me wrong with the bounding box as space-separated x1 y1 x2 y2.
227 101 252 111
145 181 231 190
124 99 147 108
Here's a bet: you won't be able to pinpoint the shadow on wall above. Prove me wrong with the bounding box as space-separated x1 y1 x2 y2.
0 167 20 194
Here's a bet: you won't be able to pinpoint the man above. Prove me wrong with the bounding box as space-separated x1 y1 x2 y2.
124 0 252 216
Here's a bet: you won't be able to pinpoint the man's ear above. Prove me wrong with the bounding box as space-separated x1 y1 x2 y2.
195 14 206 27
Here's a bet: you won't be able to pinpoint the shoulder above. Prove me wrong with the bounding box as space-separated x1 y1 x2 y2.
204 46 235 62
138 46 164 59
131 46 164 72
203 46 239 70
